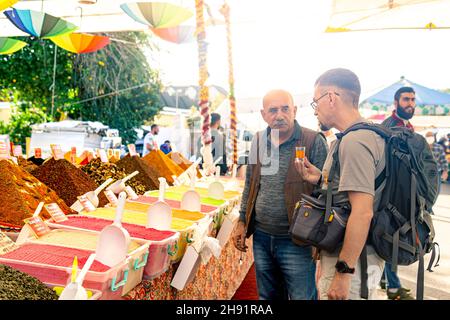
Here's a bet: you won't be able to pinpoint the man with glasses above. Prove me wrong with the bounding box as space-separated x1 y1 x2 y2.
296 68 386 300
233 89 328 300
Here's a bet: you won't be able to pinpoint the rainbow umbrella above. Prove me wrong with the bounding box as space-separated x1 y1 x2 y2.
120 2 193 28
0 0 18 12
151 25 196 44
51 33 110 54
4 8 78 38
0 37 27 54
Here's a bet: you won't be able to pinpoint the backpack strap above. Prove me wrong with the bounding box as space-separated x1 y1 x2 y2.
360 245 369 299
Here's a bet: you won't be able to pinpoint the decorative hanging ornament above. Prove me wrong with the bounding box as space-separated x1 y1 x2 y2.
0 37 27 54
151 25 196 44
0 0 18 12
4 8 78 38
51 33 110 54
120 2 193 28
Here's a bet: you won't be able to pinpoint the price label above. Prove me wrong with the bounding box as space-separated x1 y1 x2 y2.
70 147 77 164
0 232 19 255
78 195 96 212
98 149 109 163
104 189 118 206
50 144 64 160
13 145 23 157
35 148 42 158
125 186 139 200
128 144 137 157
44 203 68 223
107 149 114 159
0 141 10 160
23 216 51 238
114 149 121 160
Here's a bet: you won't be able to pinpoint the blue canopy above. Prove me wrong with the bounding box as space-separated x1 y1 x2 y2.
362 77 450 105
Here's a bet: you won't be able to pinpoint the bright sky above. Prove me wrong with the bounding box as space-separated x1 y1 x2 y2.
147 0 450 101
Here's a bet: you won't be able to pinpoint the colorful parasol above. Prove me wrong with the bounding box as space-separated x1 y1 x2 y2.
120 2 193 29
50 33 110 54
151 25 196 44
0 0 18 12
0 37 26 54
220 2 238 164
4 8 78 38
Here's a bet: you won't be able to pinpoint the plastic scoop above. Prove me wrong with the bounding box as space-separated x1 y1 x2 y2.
70 178 114 213
208 166 225 200
180 170 201 212
147 177 172 230
107 171 139 194
174 158 201 186
95 192 130 267
16 202 44 245
59 254 96 300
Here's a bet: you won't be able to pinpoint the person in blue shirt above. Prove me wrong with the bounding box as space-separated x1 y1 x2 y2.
160 140 172 154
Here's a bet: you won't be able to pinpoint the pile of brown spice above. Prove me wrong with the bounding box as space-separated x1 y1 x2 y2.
31 158 108 208
0 160 72 228
17 156 38 173
116 155 159 191
81 158 148 195
142 150 185 185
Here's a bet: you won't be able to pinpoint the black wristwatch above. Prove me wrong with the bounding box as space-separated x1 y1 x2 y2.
335 260 355 274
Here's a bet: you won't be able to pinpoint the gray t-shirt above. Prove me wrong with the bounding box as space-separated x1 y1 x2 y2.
321 125 386 210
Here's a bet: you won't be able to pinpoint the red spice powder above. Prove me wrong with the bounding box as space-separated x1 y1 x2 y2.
57 215 176 241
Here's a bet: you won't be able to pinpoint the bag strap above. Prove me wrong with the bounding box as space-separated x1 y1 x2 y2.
360 245 369 299
324 140 341 223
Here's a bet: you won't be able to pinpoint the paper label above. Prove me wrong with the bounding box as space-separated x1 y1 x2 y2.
13 145 22 157
70 147 77 164
44 203 68 223
104 190 118 206
23 216 51 238
98 149 109 163
0 141 10 160
35 148 42 158
50 144 64 160
78 195 96 212
11 157 18 165
0 232 19 255
107 149 114 159
125 186 139 200
114 149 121 160
128 144 137 157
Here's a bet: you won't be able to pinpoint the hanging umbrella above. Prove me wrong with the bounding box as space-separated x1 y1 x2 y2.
50 33 110 54
0 36 26 54
151 25 196 44
0 0 17 12
4 8 78 38
361 77 450 115
120 2 193 28
326 0 450 32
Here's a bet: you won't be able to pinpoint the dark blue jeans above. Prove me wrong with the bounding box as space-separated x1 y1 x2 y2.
384 262 402 289
253 229 317 300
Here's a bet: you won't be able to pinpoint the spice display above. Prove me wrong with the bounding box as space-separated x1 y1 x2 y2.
0 264 59 300
116 155 159 191
81 158 147 195
146 189 226 206
124 201 206 222
31 158 108 208
27 156 45 166
0 160 72 228
132 195 220 214
0 244 110 272
17 156 38 173
55 215 176 241
168 152 202 178
142 150 184 185
34 230 141 253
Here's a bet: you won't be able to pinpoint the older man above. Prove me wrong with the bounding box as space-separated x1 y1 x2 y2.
233 89 328 300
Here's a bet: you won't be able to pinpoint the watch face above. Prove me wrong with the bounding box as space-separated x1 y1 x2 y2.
336 261 346 273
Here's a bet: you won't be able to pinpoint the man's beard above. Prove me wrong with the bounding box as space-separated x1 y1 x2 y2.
396 105 415 120
319 121 331 131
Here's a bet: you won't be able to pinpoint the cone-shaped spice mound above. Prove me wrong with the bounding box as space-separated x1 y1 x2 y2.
142 150 184 185
116 155 159 191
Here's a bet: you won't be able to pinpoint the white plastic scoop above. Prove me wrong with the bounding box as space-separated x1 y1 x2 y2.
147 177 172 230
95 192 130 267
174 157 201 186
16 202 44 245
70 178 114 213
181 170 201 212
107 171 139 194
208 166 225 200
59 253 96 300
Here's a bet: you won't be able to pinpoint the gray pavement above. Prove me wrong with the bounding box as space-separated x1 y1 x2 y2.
376 183 450 300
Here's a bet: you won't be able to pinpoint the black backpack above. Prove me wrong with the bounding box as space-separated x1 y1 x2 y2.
337 123 440 300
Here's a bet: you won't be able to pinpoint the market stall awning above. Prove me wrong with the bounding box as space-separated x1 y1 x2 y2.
326 0 450 32
360 77 450 115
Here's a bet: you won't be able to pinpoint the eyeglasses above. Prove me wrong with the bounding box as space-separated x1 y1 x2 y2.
310 91 340 110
